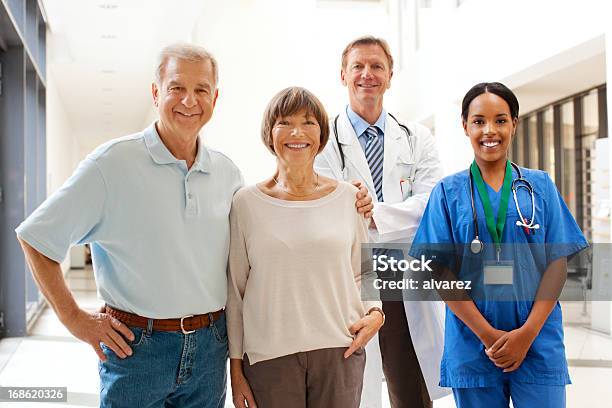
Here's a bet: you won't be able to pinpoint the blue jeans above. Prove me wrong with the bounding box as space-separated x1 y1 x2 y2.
99 313 228 408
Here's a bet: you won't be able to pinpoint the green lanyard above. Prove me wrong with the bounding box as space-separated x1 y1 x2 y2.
470 160 512 259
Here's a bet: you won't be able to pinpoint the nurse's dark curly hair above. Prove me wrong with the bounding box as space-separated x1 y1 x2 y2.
461 82 519 121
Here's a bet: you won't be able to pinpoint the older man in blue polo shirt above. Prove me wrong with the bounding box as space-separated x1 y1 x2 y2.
16 43 372 408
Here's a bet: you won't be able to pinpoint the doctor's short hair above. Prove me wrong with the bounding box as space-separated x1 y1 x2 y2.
461 82 520 121
155 43 218 86
261 87 330 156
341 35 394 71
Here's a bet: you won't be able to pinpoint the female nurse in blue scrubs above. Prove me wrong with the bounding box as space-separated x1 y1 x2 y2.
410 82 588 407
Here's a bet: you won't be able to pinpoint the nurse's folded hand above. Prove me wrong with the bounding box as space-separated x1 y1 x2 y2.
485 327 537 372
480 328 506 350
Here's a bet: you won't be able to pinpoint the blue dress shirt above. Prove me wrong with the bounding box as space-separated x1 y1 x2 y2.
346 105 386 152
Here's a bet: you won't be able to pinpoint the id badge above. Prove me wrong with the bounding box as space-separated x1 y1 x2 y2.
400 178 412 200
483 261 513 285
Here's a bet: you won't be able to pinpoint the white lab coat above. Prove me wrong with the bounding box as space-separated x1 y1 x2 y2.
314 110 451 406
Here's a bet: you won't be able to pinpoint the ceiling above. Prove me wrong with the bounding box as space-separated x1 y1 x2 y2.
41 2 609 157
511 36 607 115
42 0 206 153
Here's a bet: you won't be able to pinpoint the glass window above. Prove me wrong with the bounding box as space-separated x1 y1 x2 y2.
510 85 604 241
561 101 576 214
582 89 599 137
580 90 599 241
543 108 555 181
528 115 538 168
508 126 514 162
513 121 524 165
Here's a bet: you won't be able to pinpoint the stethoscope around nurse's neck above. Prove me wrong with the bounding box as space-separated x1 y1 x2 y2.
469 161 540 255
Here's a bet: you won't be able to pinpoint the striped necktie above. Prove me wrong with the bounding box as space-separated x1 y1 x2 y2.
364 126 390 269
364 126 384 202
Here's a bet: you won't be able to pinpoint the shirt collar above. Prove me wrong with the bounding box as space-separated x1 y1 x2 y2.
346 105 387 137
191 138 211 173
144 122 211 173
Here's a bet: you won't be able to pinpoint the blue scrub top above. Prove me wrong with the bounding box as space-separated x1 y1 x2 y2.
410 166 588 388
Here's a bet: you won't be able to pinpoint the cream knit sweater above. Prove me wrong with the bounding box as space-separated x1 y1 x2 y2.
227 182 380 364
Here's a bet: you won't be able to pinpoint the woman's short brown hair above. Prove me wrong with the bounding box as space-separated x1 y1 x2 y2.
261 87 329 156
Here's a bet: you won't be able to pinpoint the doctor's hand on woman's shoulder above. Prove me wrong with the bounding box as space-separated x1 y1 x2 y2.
344 309 384 358
351 180 373 219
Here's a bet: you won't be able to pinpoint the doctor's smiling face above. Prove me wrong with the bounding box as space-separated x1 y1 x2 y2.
341 43 393 115
463 92 518 166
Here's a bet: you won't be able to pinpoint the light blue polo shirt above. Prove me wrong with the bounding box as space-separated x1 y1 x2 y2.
16 123 243 318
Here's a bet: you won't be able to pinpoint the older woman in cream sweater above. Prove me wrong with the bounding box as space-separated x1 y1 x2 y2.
227 87 384 408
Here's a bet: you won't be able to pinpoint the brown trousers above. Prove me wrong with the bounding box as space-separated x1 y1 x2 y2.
243 347 366 408
379 301 432 408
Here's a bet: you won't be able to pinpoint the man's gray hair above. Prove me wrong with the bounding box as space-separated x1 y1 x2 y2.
155 43 219 86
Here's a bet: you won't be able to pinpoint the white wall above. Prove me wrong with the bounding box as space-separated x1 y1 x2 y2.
56 1 612 182
141 104 157 130
191 0 396 184
394 0 612 175
46 64 80 272
46 72 79 193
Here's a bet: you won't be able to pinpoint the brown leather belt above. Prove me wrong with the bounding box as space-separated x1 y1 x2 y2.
105 305 224 334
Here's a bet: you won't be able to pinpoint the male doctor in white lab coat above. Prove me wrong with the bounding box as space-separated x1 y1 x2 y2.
315 35 449 408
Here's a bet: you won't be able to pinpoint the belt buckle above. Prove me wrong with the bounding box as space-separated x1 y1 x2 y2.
180 315 196 335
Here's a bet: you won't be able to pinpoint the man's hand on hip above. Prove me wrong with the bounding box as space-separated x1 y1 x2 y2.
64 308 135 361
17 239 135 362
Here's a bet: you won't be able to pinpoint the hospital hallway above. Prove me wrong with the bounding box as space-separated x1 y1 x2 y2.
2 0 612 406
0 266 609 407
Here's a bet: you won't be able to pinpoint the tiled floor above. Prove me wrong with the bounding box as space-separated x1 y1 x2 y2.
0 288 101 408
0 272 611 407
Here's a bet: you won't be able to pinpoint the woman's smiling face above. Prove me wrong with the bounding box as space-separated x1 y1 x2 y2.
271 109 321 167
463 92 517 166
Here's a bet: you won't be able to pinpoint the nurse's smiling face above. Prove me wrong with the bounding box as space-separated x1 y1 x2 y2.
463 92 517 166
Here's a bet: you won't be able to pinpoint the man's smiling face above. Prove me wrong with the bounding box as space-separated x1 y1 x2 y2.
153 57 218 138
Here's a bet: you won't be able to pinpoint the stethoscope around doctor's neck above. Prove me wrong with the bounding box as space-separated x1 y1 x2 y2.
332 113 413 175
469 161 540 254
